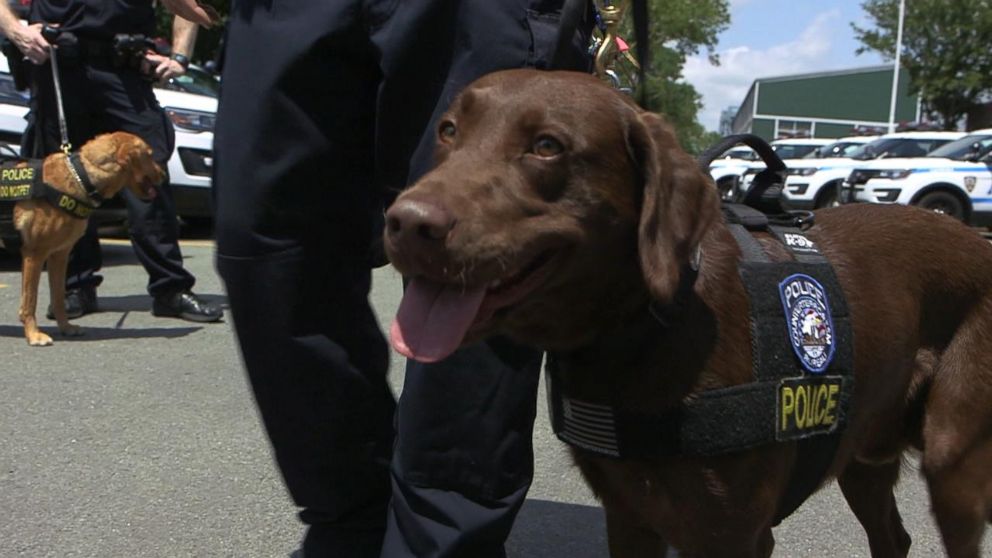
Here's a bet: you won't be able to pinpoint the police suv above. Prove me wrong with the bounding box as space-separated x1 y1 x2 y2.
734 137 868 201
844 129 992 225
709 146 757 200
712 137 833 201
781 131 962 210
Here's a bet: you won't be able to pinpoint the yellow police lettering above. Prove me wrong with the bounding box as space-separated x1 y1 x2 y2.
780 380 841 433
59 196 76 210
823 384 839 425
1 167 33 182
781 386 794 431
794 385 807 428
814 385 828 425
0 184 30 198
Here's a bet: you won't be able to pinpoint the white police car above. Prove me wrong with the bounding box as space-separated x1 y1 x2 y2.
712 138 834 201
0 56 216 222
709 146 757 200
844 129 992 225
781 131 962 210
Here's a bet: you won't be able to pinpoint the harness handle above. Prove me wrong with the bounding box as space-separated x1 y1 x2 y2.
699 134 791 215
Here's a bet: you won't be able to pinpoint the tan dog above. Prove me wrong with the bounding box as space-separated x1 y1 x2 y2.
383 70 992 557
13 132 163 346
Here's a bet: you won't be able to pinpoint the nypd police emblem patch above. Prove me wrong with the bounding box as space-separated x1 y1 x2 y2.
779 273 835 373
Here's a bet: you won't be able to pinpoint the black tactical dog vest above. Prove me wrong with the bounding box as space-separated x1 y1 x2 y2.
547 203 854 524
0 157 100 249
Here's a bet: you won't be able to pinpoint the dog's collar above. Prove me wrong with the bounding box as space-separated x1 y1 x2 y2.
65 152 103 206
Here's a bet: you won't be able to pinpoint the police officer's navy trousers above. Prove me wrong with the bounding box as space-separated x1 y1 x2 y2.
22 57 195 297
213 1 590 556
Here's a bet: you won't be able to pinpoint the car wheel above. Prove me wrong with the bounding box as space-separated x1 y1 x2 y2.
716 177 737 201
916 191 965 221
814 185 839 209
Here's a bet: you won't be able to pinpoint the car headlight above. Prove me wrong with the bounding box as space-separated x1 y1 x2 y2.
788 167 819 177
876 169 912 179
166 107 216 132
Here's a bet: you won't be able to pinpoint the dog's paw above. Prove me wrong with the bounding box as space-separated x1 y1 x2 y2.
27 332 54 346
59 324 84 337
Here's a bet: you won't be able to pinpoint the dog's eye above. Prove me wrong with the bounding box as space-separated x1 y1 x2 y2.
532 135 564 158
439 121 457 142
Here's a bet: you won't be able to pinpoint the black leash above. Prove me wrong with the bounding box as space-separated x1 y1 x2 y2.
630 0 649 106
40 25 77 154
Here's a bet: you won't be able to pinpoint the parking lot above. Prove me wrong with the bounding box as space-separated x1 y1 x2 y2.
0 236 988 557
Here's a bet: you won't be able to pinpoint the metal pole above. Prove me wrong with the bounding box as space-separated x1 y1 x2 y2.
887 0 906 133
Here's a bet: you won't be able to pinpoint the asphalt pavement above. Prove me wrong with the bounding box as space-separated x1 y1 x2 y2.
0 235 988 557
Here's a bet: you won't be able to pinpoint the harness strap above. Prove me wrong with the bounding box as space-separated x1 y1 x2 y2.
37 181 95 219
547 364 784 458
0 159 97 221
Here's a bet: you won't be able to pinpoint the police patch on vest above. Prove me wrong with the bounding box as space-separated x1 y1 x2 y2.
779 273 835 373
777 375 844 441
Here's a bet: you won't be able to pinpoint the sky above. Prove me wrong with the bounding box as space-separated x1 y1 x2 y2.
683 0 888 131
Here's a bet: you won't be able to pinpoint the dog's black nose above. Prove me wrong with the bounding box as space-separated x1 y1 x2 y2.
385 198 454 246
384 197 455 273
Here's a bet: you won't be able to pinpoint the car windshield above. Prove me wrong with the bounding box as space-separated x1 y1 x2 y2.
807 141 863 159
772 144 821 159
161 66 219 97
846 137 942 160
848 138 895 160
717 147 757 160
927 134 992 160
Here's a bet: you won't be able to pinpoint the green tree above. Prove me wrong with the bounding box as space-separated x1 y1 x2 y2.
617 0 730 153
853 0 992 129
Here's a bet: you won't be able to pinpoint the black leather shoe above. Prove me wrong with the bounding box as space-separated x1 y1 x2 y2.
47 286 98 320
152 290 223 323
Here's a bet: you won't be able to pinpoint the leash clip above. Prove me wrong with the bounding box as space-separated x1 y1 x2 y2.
592 1 640 94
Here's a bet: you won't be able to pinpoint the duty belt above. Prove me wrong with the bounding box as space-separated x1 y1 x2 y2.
547 202 855 524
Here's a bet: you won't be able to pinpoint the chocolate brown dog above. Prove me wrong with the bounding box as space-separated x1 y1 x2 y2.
383 70 992 557
12 132 163 346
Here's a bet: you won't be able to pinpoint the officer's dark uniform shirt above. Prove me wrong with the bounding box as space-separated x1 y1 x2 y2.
28 0 155 40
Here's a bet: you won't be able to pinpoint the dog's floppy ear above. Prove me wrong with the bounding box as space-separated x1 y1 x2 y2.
114 133 145 167
113 133 159 183
628 111 719 303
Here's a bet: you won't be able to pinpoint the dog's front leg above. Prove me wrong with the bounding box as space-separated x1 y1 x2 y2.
47 248 82 338
19 252 53 346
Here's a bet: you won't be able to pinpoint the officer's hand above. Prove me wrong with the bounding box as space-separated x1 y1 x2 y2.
159 0 219 28
144 52 186 82
13 23 50 64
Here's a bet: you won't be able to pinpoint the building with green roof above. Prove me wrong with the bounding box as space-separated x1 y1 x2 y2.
731 65 922 140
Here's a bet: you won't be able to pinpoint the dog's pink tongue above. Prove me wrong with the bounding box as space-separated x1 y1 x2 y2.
391 277 486 363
